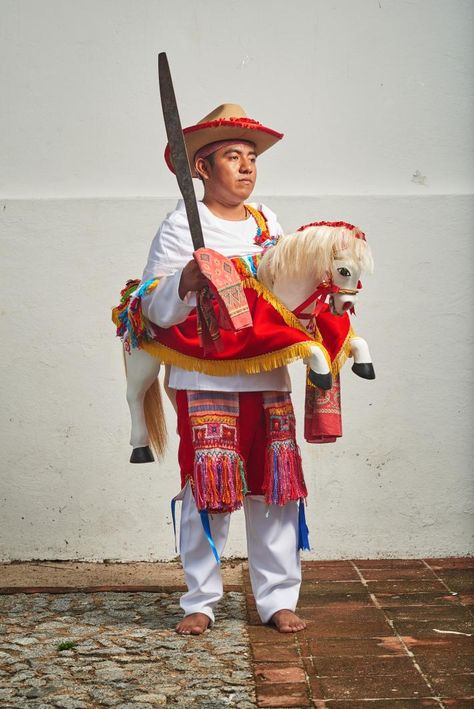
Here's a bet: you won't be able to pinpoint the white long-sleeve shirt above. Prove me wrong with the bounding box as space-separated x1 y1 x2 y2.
140 199 292 392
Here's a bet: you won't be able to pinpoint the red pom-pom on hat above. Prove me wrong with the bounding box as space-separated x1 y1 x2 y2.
164 104 284 177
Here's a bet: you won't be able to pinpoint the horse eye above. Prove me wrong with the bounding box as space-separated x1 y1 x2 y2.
337 267 351 277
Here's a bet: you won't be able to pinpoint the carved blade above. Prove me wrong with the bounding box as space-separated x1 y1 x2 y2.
158 52 205 250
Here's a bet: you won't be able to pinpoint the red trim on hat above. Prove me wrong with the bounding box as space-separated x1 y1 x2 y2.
183 117 283 139
164 118 284 173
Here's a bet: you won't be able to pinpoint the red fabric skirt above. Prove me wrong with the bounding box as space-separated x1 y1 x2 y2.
176 390 269 495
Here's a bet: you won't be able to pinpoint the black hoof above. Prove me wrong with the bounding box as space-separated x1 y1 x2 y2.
130 446 155 463
352 362 376 380
308 370 333 390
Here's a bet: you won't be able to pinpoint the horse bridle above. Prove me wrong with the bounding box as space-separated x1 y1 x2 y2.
292 280 362 323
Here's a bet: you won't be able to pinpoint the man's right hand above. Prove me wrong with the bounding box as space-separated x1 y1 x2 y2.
178 259 209 300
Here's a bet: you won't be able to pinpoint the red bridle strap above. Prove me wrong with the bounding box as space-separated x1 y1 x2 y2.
292 283 339 320
292 280 363 321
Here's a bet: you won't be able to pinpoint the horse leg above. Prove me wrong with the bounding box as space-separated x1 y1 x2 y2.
350 337 376 379
124 348 161 462
304 346 333 390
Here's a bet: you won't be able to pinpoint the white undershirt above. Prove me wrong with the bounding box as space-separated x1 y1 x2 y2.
140 199 292 392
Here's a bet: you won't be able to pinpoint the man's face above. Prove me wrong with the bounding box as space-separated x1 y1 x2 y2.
198 142 257 204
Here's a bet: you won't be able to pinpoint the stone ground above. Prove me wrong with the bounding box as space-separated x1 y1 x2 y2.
0 589 253 708
0 558 472 708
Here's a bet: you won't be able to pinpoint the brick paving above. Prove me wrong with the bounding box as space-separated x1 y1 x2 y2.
246 558 474 708
0 558 472 708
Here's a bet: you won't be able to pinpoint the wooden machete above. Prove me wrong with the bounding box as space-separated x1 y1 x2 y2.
158 52 205 250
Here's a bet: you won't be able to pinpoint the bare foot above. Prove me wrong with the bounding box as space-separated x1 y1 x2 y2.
270 609 307 633
175 612 210 635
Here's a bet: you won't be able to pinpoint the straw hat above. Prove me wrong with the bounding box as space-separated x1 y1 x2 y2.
164 103 284 177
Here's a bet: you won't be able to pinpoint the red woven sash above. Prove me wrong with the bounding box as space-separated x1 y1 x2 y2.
193 248 253 354
187 390 307 513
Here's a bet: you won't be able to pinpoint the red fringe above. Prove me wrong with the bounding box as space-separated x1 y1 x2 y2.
194 451 247 513
263 441 307 506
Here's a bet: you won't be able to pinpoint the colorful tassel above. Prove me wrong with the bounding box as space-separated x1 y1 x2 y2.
112 277 160 350
231 253 262 279
263 441 307 506
262 397 307 506
194 450 247 513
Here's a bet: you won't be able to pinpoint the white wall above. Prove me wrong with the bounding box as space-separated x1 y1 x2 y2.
1 0 472 561
1 0 472 198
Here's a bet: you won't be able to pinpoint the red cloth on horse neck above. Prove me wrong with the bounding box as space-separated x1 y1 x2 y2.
315 305 351 363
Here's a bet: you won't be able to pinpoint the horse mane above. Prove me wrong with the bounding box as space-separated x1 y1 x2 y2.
257 224 374 288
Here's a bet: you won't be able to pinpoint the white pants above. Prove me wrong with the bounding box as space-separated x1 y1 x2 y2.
177 482 302 624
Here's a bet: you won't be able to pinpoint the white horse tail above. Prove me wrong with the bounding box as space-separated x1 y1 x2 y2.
143 376 168 459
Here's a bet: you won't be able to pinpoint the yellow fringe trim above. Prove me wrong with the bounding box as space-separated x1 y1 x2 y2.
140 339 320 376
331 326 357 377
112 276 333 376
240 277 332 367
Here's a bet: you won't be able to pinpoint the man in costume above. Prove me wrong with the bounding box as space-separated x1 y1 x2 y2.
140 104 308 635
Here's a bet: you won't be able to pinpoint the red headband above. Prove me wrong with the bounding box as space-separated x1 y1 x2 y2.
194 139 256 163
297 220 366 241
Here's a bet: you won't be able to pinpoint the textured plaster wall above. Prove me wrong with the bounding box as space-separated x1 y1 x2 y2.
1 0 473 198
1 195 472 561
0 0 473 561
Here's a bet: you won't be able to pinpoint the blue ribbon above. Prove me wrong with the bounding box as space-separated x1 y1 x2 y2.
298 498 311 551
171 498 178 553
199 510 221 564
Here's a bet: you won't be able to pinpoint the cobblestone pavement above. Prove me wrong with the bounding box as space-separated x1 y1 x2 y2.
0 590 255 709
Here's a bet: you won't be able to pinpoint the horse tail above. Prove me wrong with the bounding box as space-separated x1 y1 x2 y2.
143 377 168 460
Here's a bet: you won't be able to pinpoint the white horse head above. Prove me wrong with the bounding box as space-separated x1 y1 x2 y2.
257 221 374 316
